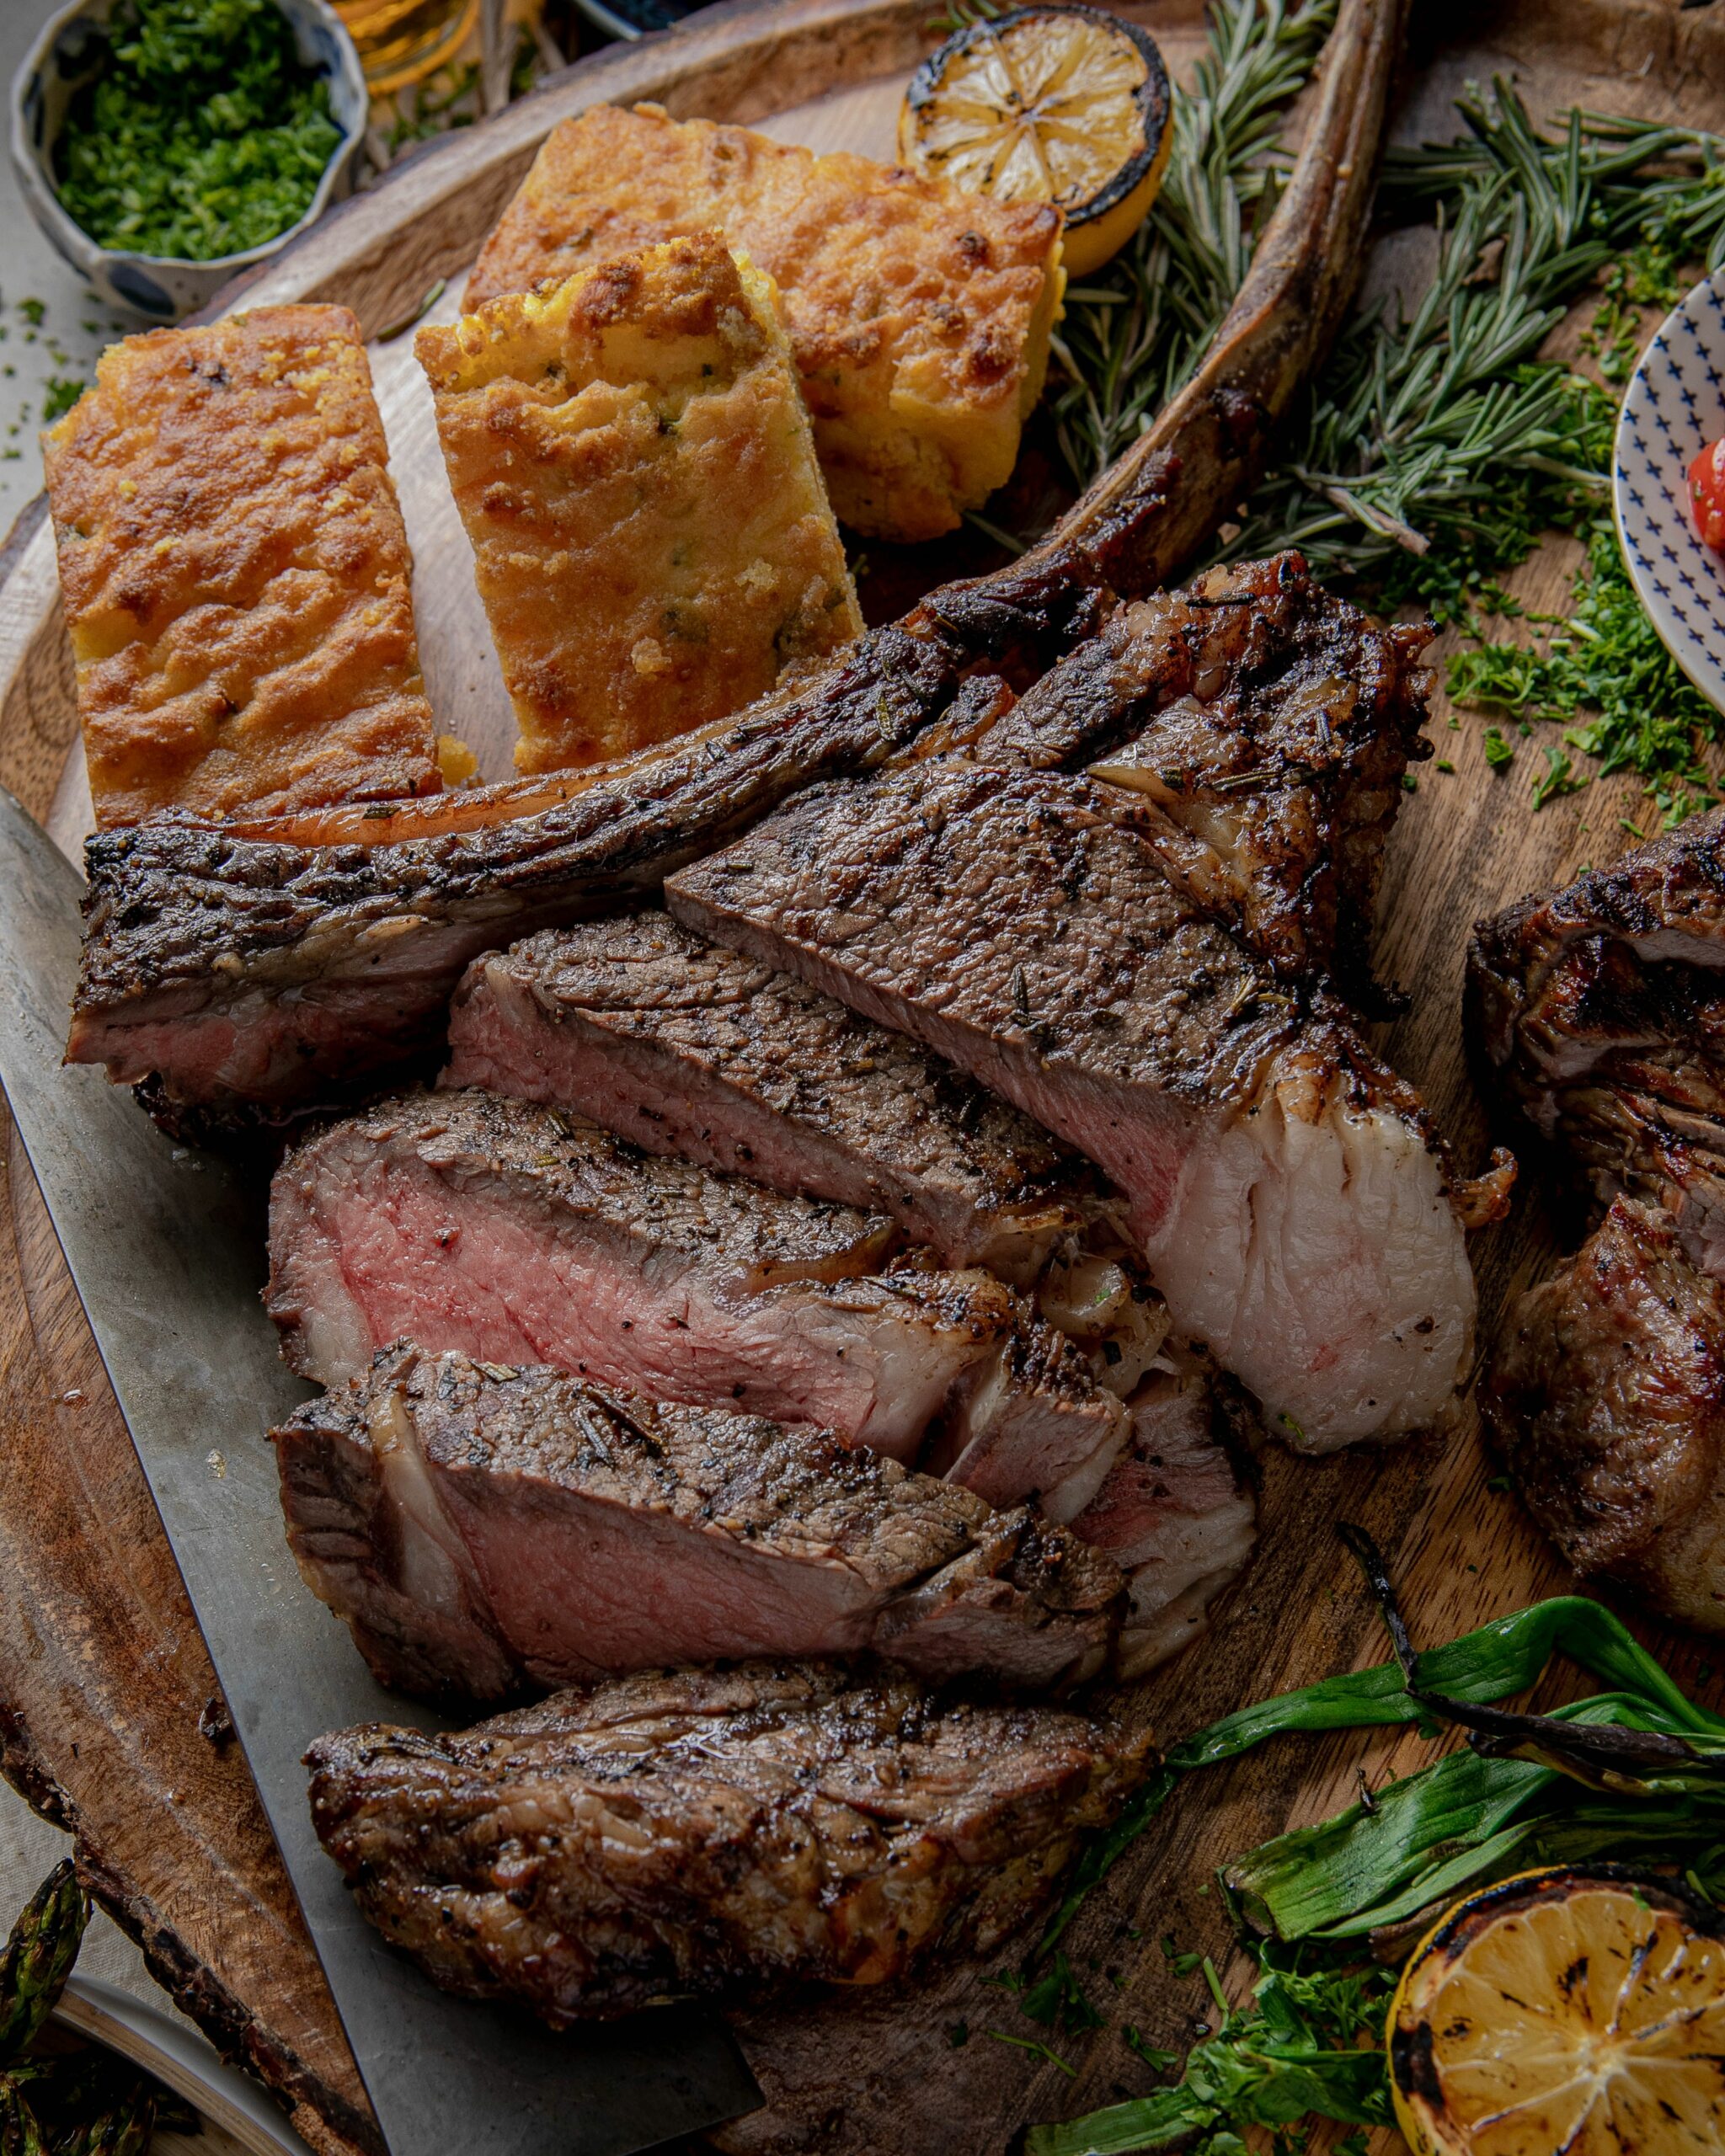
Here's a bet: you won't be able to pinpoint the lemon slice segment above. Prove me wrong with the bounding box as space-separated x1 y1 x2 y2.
900 5 1173 278
1389 1866 1725 2156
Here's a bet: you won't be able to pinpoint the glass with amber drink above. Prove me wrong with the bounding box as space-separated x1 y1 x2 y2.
332 0 478 90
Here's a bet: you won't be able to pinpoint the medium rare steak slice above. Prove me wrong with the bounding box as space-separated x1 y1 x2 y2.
1072 1357 1258 1678
305 1660 1156 2020
443 914 1173 1396
1471 814 1725 1273
273 1345 1124 1699
267 1090 1126 1517
1483 1197 1725 1636
669 762 1482 1449
442 911 1088 1278
990 552 1434 985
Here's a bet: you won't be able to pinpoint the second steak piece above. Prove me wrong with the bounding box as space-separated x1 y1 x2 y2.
274 1345 1124 1700
266 1090 1126 1518
669 762 1481 1449
1482 1196 1725 1637
307 1661 1156 2020
1469 809 1725 1278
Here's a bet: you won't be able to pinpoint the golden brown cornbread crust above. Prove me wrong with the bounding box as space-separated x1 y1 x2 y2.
44 305 442 828
419 232 862 776
465 104 1063 542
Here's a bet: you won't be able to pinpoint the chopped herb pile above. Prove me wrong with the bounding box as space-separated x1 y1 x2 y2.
53 0 343 262
0 1862 196 2148
1450 513 1725 823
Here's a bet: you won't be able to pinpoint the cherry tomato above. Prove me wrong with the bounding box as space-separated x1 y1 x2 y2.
1690 436 1725 552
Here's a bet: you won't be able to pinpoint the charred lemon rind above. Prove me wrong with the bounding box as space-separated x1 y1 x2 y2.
1390 1864 1725 2156
900 5 1174 279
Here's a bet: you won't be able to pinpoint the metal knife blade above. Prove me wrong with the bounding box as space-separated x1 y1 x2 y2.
0 788 760 2156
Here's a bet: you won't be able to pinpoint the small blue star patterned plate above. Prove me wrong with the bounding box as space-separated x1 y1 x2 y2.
1616 265 1725 715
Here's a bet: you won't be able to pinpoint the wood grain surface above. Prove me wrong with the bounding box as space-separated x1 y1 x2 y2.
2 3 1723 2153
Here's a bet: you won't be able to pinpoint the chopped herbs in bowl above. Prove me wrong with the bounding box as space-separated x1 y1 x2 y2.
11 0 365 320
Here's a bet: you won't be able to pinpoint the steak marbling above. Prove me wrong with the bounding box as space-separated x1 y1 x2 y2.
266 1090 1126 1518
668 762 1482 1449
273 1344 1124 1699
305 1661 1156 2019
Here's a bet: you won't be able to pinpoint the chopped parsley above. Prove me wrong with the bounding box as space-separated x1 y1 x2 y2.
52 0 343 262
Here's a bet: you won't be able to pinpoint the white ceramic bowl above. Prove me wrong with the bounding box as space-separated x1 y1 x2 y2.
9 0 366 323
1614 264 1725 714
56 1977 313 2153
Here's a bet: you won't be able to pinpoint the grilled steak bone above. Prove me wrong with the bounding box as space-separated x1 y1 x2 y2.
67 0 1404 1134
266 1090 1127 1521
669 761 1481 1451
305 1661 1157 2020
273 1345 1126 1700
70 575 1088 1134
1484 1198 1725 1636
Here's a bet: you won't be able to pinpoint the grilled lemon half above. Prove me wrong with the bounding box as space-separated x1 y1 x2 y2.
898 5 1173 278
1389 1865 1725 2156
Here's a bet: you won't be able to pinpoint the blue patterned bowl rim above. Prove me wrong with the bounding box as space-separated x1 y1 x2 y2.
1614 264 1725 718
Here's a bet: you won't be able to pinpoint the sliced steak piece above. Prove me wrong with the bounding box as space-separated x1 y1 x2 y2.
1470 817 1725 1273
67 551 1106 1136
273 1344 1124 1700
441 912 1088 1280
443 914 1174 1394
266 1090 1126 1517
305 1660 1156 2020
668 761 1480 1449
1072 1356 1259 1678
1483 1197 1725 1636
990 552 1434 986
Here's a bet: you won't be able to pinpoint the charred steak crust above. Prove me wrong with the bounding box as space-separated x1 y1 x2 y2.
1483 1198 1725 1636
69 556 1108 1124
1468 810 1725 1264
272 1344 1125 1700
667 759 1478 1448
304 1660 1156 2020
1469 806 1725 1095
996 552 1434 987
442 910 1092 1273
266 1088 1128 1512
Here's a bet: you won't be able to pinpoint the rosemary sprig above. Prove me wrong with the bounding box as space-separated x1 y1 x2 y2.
1216 86 1648 598
1049 0 1337 488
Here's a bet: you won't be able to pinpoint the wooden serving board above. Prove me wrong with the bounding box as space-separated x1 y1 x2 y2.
3 3 1725 2151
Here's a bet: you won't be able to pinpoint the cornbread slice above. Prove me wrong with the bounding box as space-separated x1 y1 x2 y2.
465 104 1065 542
45 306 449 829
419 232 863 776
